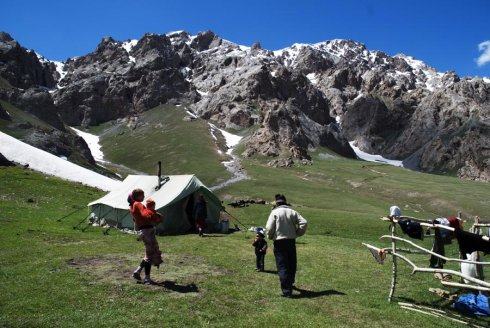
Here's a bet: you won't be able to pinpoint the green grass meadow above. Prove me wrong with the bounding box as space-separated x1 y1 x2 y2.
1 147 489 327
87 105 231 186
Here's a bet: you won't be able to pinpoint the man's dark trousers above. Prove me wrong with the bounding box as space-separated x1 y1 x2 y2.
273 239 296 295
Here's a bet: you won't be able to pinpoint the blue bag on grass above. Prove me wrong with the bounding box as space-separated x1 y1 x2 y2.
453 293 489 316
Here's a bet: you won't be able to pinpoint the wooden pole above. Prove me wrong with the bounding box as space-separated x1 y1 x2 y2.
363 243 490 287
440 280 490 292
388 220 397 302
379 235 490 265
474 216 485 280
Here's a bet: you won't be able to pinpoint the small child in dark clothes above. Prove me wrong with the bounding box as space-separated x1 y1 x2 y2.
252 232 268 271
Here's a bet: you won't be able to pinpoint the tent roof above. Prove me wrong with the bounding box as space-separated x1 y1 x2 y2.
88 175 221 210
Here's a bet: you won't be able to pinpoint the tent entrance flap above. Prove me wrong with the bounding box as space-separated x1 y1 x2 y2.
88 175 222 234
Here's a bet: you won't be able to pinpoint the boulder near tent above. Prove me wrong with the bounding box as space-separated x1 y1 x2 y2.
88 174 223 234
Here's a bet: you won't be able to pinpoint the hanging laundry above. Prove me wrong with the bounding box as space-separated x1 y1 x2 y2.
397 219 423 240
434 218 452 243
456 229 490 255
367 246 387 264
453 293 489 316
469 225 485 281
447 216 462 230
461 252 479 283
429 228 446 269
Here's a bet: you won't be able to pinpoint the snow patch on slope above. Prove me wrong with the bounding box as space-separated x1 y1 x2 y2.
35 52 49 63
34 52 67 87
70 127 106 162
121 40 138 63
207 124 247 190
394 54 445 91
306 73 318 85
196 89 209 96
0 131 120 191
349 141 404 168
208 124 242 155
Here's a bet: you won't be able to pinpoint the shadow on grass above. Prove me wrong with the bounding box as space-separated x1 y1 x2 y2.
139 280 199 293
397 296 449 307
291 286 346 299
262 270 278 274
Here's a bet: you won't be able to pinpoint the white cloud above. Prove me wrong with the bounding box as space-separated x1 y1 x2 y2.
476 40 490 67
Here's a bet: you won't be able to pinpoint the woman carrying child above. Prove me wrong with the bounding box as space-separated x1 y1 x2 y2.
128 188 164 284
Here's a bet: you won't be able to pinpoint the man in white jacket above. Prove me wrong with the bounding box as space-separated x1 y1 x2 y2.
266 194 307 297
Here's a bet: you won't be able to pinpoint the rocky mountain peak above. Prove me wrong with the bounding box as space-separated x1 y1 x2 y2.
0 31 14 42
132 33 172 53
1 30 488 181
0 33 57 89
190 30 223 51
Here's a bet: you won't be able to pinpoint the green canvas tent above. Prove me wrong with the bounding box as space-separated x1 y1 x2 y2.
88 175 222 234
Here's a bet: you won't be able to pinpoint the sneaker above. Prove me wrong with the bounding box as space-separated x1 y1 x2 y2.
281 289 292 297
143 277 155 285
132 271 142 281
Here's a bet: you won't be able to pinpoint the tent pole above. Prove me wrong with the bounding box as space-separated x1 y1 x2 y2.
56 206 85 222
388 220 397 302
103 208 116 235
73 214 91 230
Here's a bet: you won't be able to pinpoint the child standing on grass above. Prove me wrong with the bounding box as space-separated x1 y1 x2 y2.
194 194 208 237
128 189 163 285
252 232 268 271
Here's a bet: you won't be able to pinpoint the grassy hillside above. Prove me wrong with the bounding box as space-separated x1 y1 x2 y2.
88 105 231 186
0 100 54 139
1 150 489 327
0 76 13 90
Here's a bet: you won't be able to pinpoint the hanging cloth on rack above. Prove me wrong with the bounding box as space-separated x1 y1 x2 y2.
434 218 452 244
398 219 423 240
430 227 446 269
447 216 462 230
469 225 485 281
429 218 454 269
455 229 490 255
461 252 479 283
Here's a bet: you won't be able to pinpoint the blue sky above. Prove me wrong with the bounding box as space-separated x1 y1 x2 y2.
1 0 489 77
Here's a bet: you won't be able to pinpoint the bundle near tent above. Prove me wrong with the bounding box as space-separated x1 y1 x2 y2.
88 175 223 234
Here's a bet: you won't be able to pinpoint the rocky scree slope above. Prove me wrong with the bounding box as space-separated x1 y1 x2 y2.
1 30 488 181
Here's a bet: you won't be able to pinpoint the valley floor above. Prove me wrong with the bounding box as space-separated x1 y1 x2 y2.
1 152 489 327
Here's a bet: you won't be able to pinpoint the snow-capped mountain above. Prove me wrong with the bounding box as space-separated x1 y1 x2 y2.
0 30 488 181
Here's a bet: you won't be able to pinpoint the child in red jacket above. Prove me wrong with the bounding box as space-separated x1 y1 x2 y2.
128 189 163 284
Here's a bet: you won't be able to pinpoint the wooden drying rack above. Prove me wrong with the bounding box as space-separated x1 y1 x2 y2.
363 214 490 301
